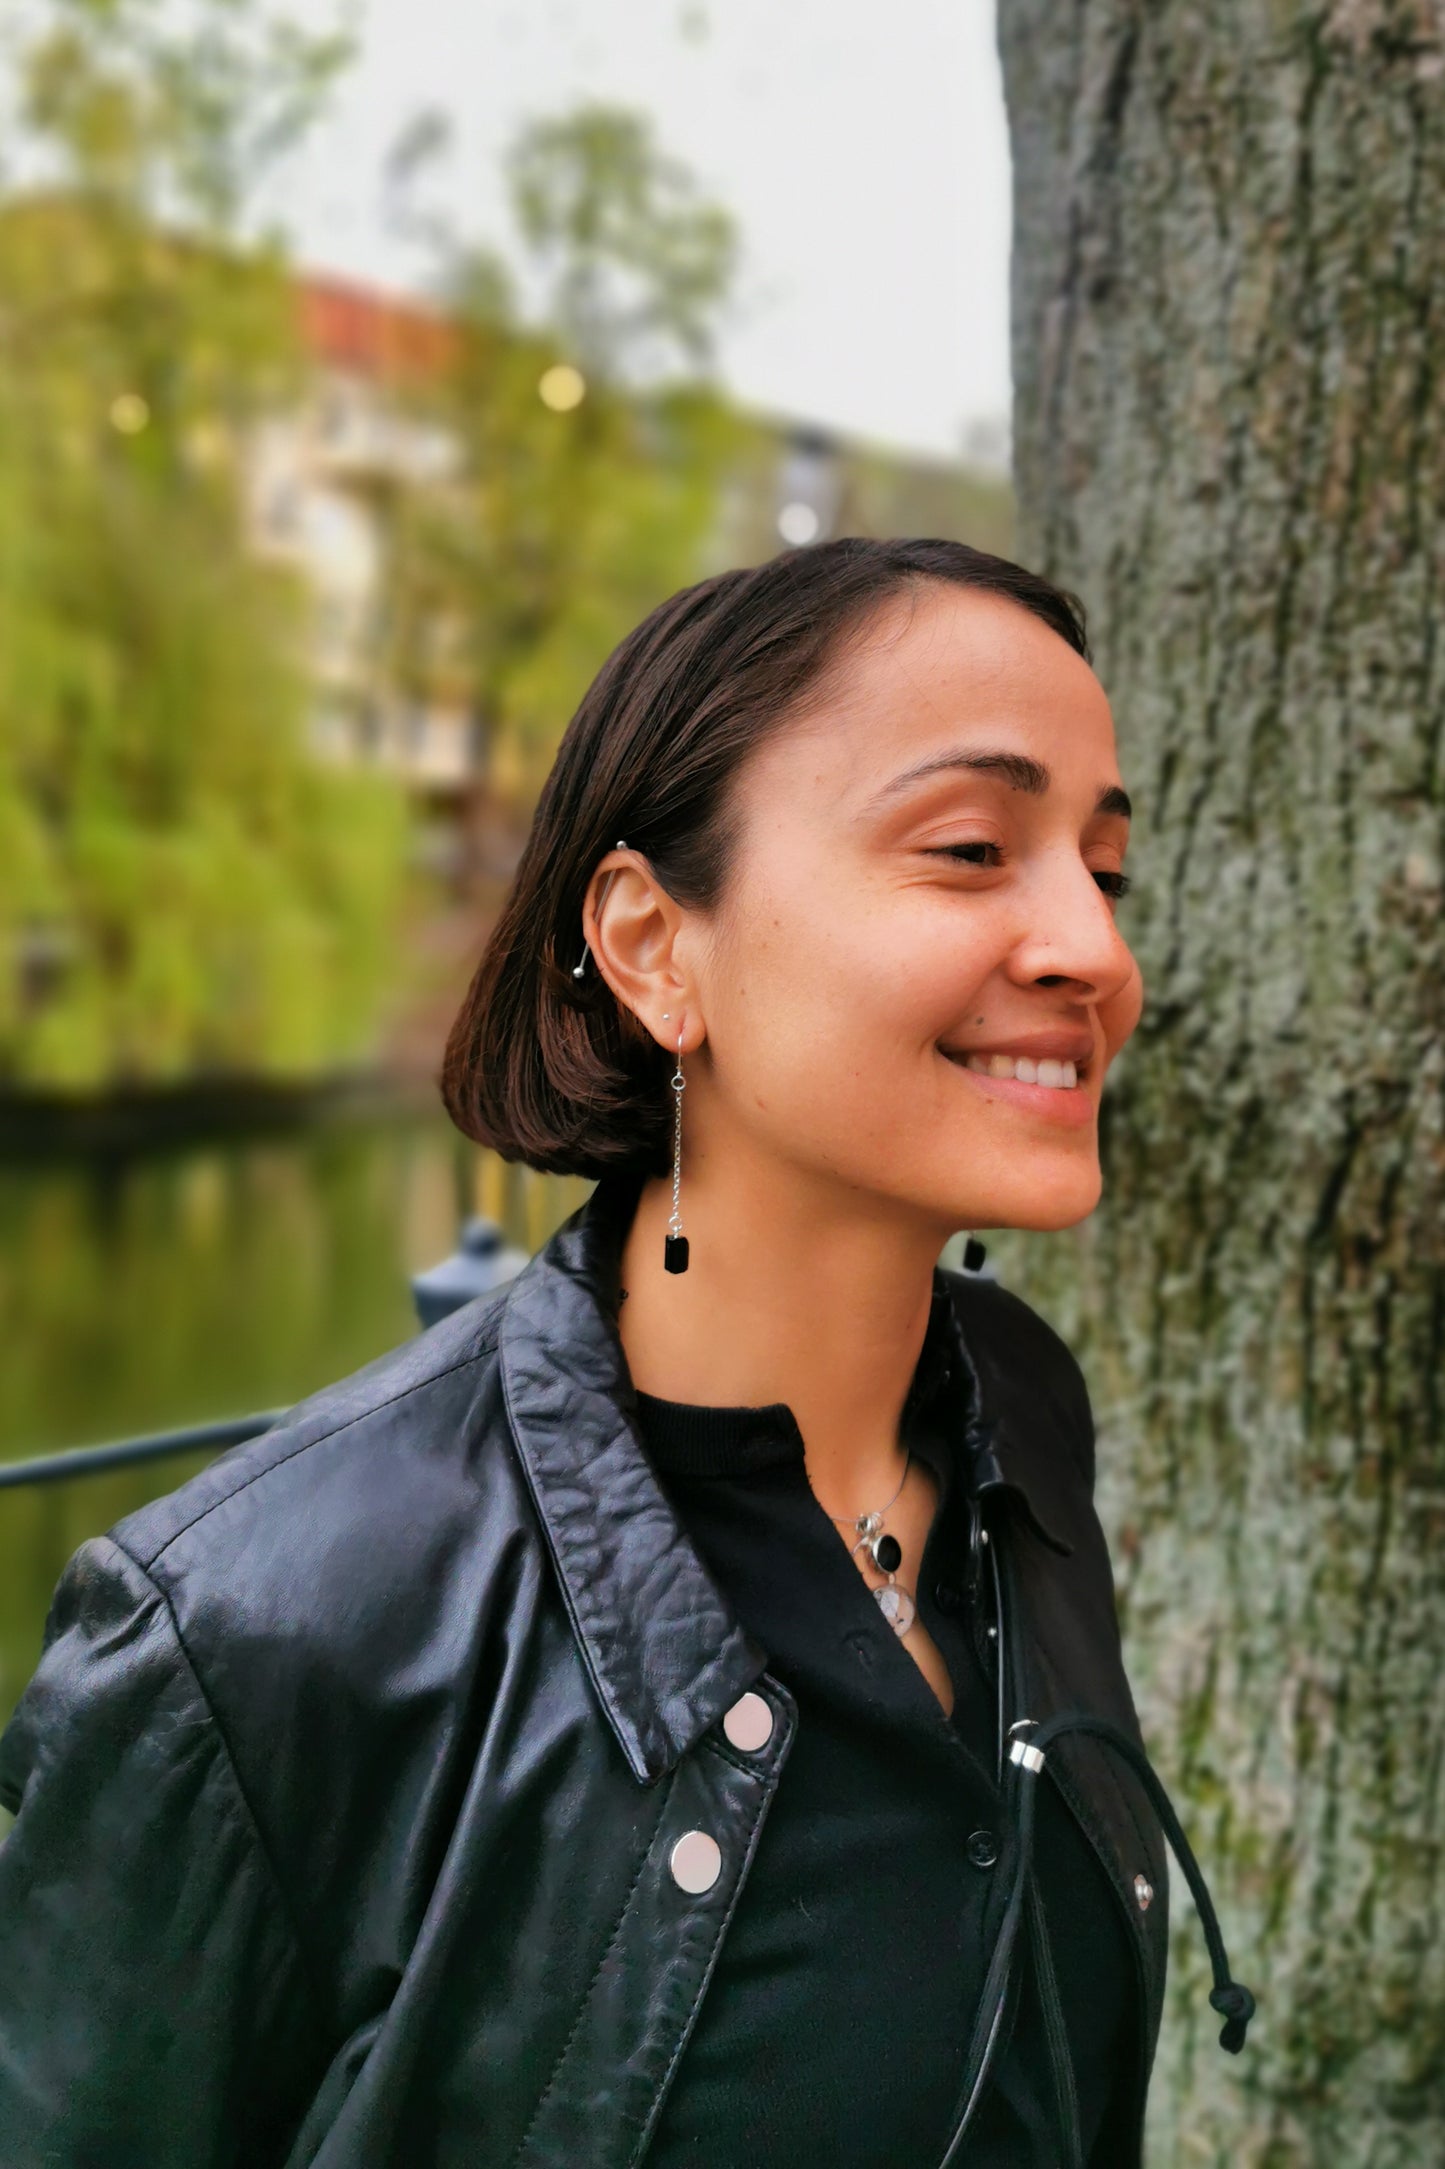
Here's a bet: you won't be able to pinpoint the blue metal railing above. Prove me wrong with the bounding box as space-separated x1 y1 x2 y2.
0 1412 289 1492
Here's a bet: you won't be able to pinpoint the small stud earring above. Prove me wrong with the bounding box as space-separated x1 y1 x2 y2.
664 1026 689 1274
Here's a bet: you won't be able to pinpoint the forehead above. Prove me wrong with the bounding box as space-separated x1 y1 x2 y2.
744 582 1119 810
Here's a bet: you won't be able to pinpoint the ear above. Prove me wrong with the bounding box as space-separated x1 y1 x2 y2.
585 849 704 1055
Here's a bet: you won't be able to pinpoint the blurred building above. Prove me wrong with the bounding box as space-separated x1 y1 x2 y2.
243 276 479 877
720 417 1014 565
244 270 1013 881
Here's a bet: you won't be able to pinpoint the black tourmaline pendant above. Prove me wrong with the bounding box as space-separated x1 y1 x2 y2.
664 1234 690 1274
963 1236 987 1273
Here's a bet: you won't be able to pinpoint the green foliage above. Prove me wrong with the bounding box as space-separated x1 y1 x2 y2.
15 0 356 235
506 103 739 377
0 0 408 1093
494 386 764 799
384 100 752 804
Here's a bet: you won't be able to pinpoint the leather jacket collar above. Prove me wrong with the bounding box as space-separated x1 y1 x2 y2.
500 1172 1070 1789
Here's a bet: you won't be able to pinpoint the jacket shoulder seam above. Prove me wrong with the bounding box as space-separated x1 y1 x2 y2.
102 1532 331 2023
135 1332 501 1572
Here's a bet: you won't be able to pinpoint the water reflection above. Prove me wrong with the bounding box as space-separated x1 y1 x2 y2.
0 1108 588 1731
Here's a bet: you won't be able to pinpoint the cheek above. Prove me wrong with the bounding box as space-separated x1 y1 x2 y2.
710 877 867 1060
701 895 849 1148
708 872 998 1095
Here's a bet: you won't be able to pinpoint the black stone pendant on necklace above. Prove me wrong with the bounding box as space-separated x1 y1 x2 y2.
867 1529 917 1636
848 1509 917 1638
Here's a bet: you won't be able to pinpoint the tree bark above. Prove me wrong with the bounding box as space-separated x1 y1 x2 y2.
995 3 1445 2162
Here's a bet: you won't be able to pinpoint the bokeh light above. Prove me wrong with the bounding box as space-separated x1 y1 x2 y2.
538 363 587 412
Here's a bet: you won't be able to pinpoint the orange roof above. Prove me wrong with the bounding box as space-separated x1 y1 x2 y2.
296 272 458 384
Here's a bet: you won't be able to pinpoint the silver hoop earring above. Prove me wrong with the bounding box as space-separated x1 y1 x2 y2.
664 1028 689 1275
572 842 628 978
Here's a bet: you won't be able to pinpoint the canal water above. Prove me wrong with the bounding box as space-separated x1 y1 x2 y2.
0 1102 590 1735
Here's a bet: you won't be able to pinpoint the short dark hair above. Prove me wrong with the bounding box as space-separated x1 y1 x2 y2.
441 535 1090 1176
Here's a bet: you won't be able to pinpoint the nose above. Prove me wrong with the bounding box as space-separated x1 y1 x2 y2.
1005 849 1137 1006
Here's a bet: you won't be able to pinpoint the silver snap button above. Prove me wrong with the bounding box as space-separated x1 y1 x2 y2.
670 1830 722 1894
1134 1873 1153 1910
722 1691 773 1752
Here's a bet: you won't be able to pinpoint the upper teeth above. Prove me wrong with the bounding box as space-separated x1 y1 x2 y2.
963 1053 1079 1089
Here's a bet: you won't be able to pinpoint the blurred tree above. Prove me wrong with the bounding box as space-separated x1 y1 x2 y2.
997 3 1445 2163
0 0 408 1090
378 101 763 818
507 104 738 380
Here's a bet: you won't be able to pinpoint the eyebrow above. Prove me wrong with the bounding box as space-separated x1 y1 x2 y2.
865 747 1133 822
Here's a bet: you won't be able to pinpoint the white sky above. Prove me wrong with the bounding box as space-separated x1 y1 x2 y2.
278 0 1013 463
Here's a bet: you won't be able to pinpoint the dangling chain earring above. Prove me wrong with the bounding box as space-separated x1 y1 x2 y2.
664 1025 689 1274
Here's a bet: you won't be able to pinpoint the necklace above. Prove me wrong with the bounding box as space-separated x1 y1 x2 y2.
826 1450 917 1637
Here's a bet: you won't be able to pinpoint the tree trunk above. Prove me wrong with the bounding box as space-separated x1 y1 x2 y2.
995 4 1445 2163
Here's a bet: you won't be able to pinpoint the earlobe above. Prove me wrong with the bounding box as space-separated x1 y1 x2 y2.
659 1009 705 1058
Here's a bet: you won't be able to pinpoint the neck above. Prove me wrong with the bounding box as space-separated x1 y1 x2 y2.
616 1146 949 1519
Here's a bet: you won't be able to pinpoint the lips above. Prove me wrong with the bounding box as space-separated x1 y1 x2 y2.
959 1051 1078 1089
937 1032 1099 1126
938 1029 1094 1075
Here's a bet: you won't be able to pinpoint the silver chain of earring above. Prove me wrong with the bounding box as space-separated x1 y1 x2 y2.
664 1025 689 1273
669 1036 684 1230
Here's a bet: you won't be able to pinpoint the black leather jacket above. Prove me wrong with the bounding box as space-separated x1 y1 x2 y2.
0 1175 1252 2167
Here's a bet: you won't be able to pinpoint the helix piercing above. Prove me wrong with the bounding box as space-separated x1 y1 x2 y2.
572 843 627 978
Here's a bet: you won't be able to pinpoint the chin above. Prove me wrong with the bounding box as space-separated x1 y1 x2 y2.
950 1162 1103 1236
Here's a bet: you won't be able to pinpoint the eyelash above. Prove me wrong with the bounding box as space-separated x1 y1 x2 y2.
934 842 1133 901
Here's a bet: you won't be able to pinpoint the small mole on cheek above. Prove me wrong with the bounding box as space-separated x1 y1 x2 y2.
975 1016 985 1026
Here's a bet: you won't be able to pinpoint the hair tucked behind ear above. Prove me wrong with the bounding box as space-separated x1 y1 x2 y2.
440 537 1090 1177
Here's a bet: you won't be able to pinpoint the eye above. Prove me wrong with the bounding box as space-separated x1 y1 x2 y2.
1092 870 1132 900
934 842 1003 867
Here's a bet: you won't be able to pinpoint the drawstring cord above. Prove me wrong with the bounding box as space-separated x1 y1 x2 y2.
939 1501 1258 2167
1026 1866 1084 2168
1014 1711 1259 2053
941 1709 1258 2167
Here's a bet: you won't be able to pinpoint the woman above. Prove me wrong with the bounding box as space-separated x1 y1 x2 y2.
0 537 1253 2166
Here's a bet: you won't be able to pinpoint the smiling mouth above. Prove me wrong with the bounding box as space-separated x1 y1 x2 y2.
939 1048 1088 1092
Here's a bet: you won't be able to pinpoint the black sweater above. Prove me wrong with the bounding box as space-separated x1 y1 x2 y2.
631 1292 1138 2167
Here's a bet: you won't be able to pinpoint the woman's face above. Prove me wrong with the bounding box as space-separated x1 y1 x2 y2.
682 582 1143 1234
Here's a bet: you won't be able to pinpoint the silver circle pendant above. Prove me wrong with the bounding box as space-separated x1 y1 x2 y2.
875 1583 916 1636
